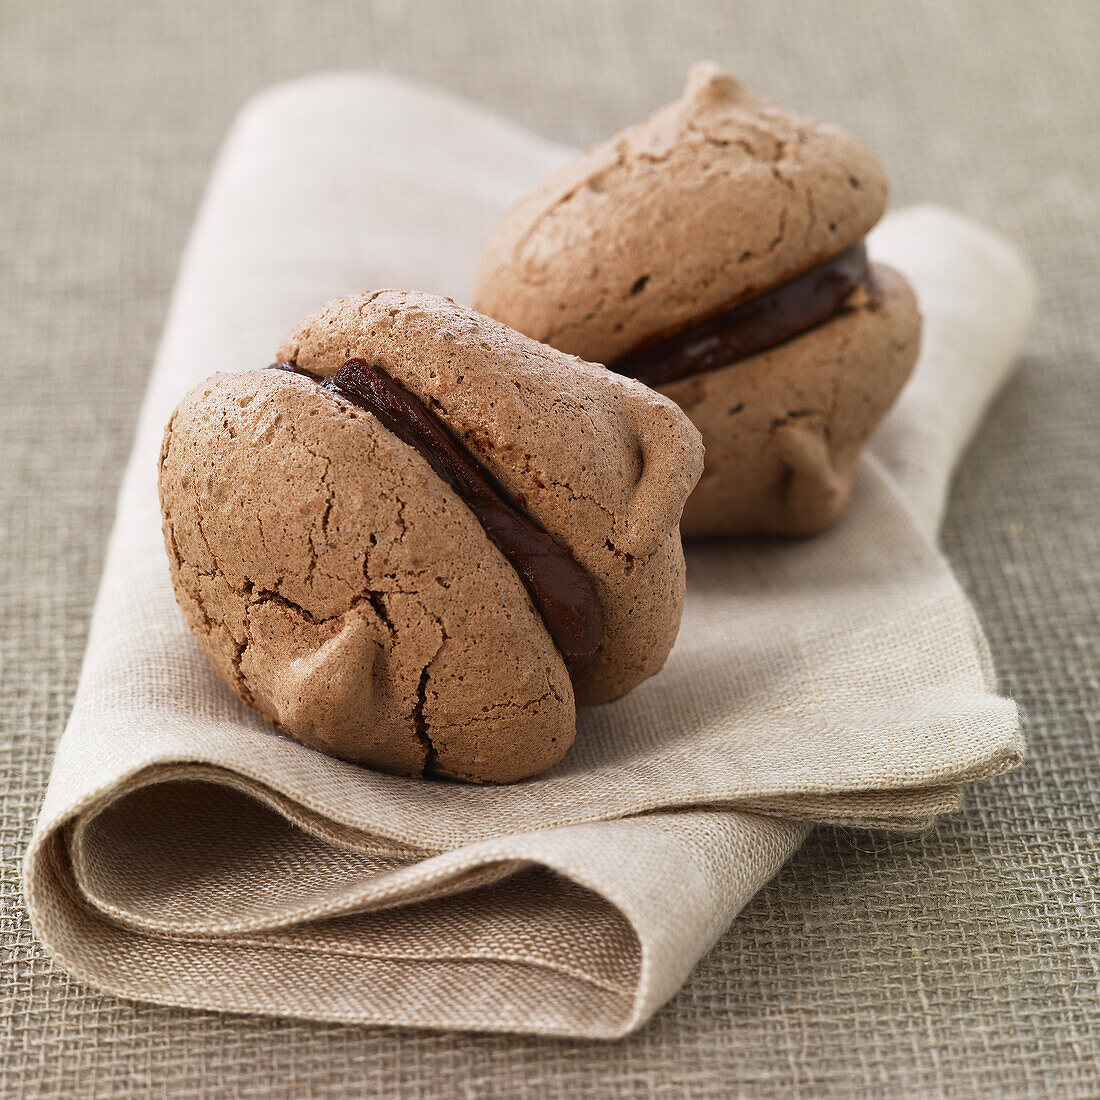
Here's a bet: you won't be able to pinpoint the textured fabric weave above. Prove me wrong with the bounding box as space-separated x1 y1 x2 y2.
4 1 1097 1094
21 72 1034 1038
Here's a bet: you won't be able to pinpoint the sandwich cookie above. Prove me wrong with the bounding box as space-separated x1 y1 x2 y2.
473 63 922 536
159 291 702 782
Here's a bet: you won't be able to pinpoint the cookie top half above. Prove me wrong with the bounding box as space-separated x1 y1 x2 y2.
473 62 887 365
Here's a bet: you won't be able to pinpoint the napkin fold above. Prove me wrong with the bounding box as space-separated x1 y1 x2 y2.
24 74 1037 1038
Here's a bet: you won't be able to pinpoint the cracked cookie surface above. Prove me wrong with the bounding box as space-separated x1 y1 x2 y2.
159 368 574 783
472 61 888 365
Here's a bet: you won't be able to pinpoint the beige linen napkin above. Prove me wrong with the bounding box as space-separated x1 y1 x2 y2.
24 74 1037 1038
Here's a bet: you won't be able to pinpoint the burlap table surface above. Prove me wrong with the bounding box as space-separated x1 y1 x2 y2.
3 1 1097 1095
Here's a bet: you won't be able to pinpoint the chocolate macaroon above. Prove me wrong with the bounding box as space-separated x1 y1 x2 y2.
473 63 922 537
159 291 702 782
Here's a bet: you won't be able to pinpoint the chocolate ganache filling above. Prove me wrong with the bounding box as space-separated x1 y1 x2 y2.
269 358 604 673
610 242 871 387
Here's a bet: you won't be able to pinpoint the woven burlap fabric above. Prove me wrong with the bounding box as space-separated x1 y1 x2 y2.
19 63 1035 1038
4 1 1097 1095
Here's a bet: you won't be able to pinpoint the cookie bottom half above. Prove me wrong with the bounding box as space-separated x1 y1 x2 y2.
663 263 921 538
